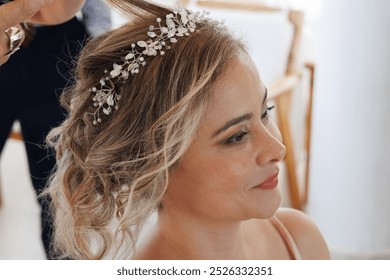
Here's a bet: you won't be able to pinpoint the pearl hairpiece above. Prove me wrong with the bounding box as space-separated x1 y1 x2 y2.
90 9 214 125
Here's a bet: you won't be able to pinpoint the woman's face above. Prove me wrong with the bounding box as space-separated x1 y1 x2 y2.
163 52 286 223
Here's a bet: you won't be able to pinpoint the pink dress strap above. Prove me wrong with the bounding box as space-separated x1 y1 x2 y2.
269 216 302 260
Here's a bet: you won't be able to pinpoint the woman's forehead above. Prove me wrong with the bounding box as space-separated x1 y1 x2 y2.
198 53 266 134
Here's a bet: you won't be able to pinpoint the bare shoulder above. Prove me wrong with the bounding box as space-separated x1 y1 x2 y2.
275 208 330 259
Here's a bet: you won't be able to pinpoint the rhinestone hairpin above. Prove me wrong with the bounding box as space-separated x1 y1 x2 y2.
90 9 213 125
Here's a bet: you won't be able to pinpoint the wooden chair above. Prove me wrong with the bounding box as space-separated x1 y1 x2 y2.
192 0 311 210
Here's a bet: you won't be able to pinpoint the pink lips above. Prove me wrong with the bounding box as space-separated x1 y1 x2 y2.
254 173 279 190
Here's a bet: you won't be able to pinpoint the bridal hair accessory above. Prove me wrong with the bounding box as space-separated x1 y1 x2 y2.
91 8 218 125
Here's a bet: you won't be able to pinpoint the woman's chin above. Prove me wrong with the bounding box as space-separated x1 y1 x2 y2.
253 189 282 219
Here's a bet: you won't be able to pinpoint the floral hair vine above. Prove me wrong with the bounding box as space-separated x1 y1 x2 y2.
90 8 216 125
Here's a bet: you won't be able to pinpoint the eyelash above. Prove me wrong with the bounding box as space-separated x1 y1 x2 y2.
261 105 275 119
224 105 275 146
224 129 249 145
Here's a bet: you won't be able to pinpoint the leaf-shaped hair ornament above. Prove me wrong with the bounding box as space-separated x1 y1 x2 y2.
90 8 221 125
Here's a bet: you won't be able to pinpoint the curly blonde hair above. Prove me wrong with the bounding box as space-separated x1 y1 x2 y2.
46 0 245 259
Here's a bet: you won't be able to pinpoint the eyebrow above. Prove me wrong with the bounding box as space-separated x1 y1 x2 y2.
211 86 268 138
211 113 253 138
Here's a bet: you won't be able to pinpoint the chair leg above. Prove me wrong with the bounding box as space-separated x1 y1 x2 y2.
275 92 302 210
303 62 315 206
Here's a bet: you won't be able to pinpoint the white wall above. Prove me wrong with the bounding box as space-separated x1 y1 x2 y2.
307 0 390 258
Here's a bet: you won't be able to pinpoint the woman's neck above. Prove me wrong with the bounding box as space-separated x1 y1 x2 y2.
137 208 253 260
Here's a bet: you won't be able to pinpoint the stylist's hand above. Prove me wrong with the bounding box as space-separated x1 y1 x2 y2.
0 0 53 66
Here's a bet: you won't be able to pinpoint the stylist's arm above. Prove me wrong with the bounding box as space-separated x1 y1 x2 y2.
0 0 85 66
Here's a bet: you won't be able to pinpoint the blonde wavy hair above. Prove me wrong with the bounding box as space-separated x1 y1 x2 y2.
46 0 245 259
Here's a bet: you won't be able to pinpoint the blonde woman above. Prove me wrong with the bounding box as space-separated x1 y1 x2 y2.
47 0 329 260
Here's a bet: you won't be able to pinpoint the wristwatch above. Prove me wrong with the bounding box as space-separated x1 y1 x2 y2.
4 25 24 56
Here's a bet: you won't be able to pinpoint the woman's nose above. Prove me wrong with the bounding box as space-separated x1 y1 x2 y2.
255 125 286 166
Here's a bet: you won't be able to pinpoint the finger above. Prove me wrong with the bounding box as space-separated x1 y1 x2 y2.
0 54 10 66
0 0 53 31
0 32 10 63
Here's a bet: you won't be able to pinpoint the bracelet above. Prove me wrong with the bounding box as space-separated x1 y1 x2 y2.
4 26 24 56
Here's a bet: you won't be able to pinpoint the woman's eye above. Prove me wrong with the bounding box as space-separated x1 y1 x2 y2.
224 129 249 145
261 105 275 119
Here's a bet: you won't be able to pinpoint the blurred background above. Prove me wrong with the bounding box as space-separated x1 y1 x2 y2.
0 0 389 259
